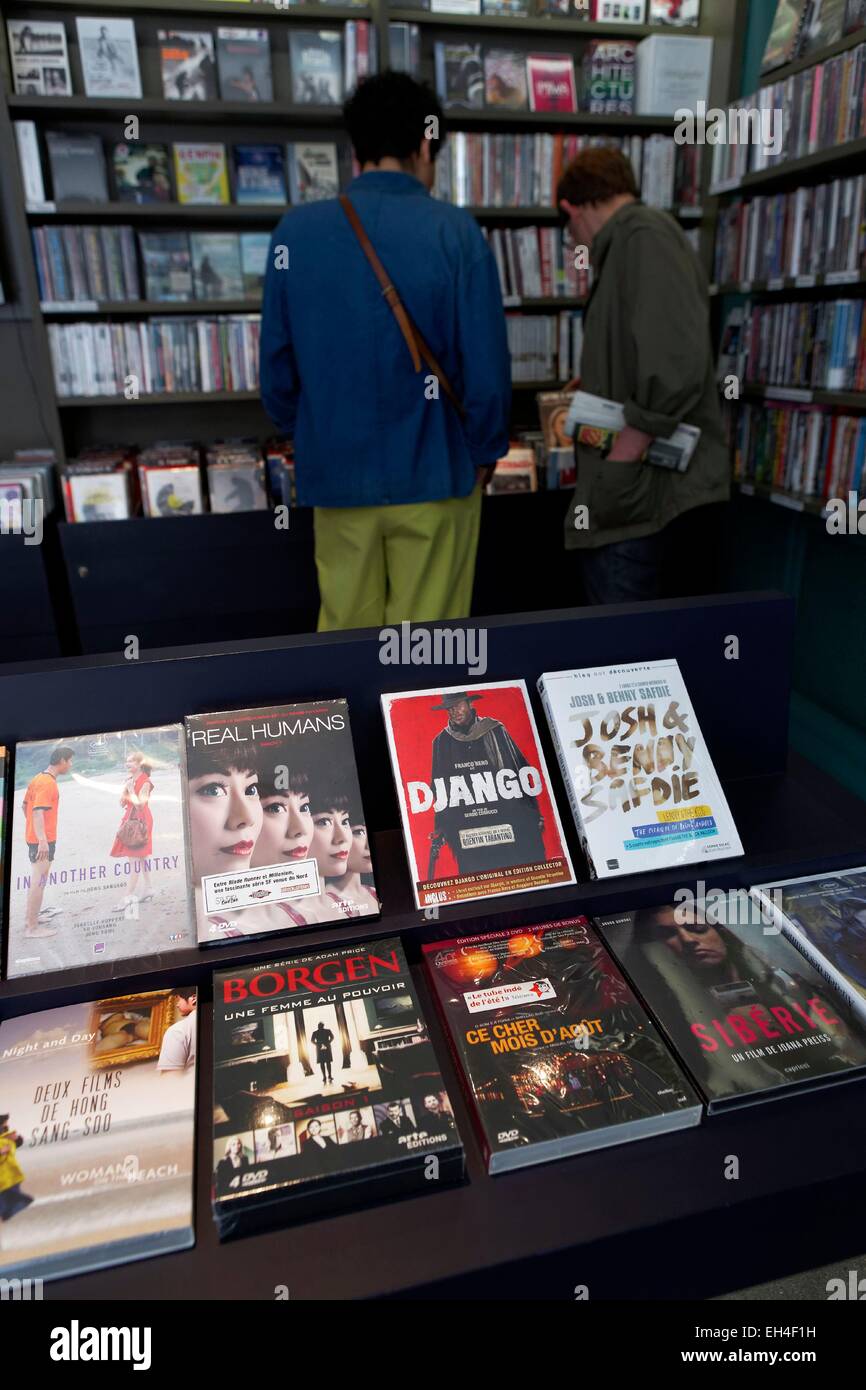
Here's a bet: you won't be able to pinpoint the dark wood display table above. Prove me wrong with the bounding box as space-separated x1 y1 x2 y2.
2 593 865 1298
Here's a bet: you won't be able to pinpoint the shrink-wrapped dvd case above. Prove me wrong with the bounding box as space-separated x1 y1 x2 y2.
212 939 462 1235
424 917 701 1171
185 699 378 944
382 680 574 909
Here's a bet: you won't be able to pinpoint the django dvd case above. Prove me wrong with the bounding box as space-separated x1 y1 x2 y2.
6 726 195 979
538 659 743 879
211 938 463 1235
595 897 866 1112
184 700 378 945
424 918 700 1172
382 680 575 910
0 987 197 1281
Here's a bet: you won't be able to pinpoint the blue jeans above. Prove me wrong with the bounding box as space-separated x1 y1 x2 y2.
579 533 662 606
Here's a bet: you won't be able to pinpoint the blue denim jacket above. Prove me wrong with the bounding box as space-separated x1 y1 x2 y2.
260 171 511 508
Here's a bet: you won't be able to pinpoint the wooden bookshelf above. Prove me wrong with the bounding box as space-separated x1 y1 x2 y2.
758 22 866 87
0 0 740 484
710 273 866 297
6 0 373 16
26 202 286 221
388 8 660 34
734 479 828 518
446 107 676 129
56 389 262 407
7 94 346 124
739 384 866 412
41 298 263 315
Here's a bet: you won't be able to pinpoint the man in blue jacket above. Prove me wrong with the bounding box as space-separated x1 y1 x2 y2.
260 72 511 632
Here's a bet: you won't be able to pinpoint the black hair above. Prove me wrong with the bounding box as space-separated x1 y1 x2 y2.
309 782 352 816
50 745 75 764
343 71 444 166
257 765 311 800
186 740 258 781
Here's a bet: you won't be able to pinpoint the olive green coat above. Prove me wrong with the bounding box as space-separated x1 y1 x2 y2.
565 202 729 550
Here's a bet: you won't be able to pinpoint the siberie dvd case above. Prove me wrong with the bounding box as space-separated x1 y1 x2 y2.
595 897 866 1112
0 987 197 1280
211 938 463 1236
424 917 700 1172
184 699 378 945
5 726 195 978
538 658 743 878
381 680 575 909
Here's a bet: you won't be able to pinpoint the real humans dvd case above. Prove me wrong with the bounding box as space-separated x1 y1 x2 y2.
184 699 378 945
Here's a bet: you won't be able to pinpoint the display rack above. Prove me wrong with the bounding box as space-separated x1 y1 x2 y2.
0 0 741 460
0 0 744 661
3 591 866 1298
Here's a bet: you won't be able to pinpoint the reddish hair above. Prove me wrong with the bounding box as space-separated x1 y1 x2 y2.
557 147 639 207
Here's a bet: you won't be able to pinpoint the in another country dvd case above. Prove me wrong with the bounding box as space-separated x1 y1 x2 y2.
184 699 378 944
538 658 743 878
382 680 575 909
424 917 701 1172
211 938 463 1235
0 987 197 1280
595 897 866 1112
750 867 866 1025
5 726 195 979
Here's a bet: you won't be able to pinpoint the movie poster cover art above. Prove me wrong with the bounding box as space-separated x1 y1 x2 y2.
212 939 462 1233
539 659 743 879
424 918 700 1172
382 681 575 909
0 987 197 1280
751 868 866 1026
6 726 195 979
595 899 866 1111
184 700 378 946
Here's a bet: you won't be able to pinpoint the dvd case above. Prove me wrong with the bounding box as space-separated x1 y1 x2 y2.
382 680 575 909
212 939 463 1235
5 727 195 978
595 897 866 1112
184 699 378 944
0 987 197 1280
751 868 866 1025
424 917 701 1172
538 659 743 878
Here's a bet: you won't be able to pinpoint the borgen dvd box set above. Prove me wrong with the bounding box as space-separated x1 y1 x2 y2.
2 656 866 1282
211 937 463 1236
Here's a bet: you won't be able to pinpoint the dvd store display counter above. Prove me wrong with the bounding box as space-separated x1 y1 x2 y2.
3 592 866 1298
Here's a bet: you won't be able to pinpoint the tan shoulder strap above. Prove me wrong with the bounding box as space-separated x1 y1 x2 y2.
339 194 467 420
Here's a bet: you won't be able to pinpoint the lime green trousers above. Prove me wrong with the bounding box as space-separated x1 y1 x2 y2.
314 485 482 632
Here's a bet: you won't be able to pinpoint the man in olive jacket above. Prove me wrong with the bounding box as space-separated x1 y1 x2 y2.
558 148 729 604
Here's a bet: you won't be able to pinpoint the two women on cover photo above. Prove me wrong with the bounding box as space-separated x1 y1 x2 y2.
185 737 378 937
